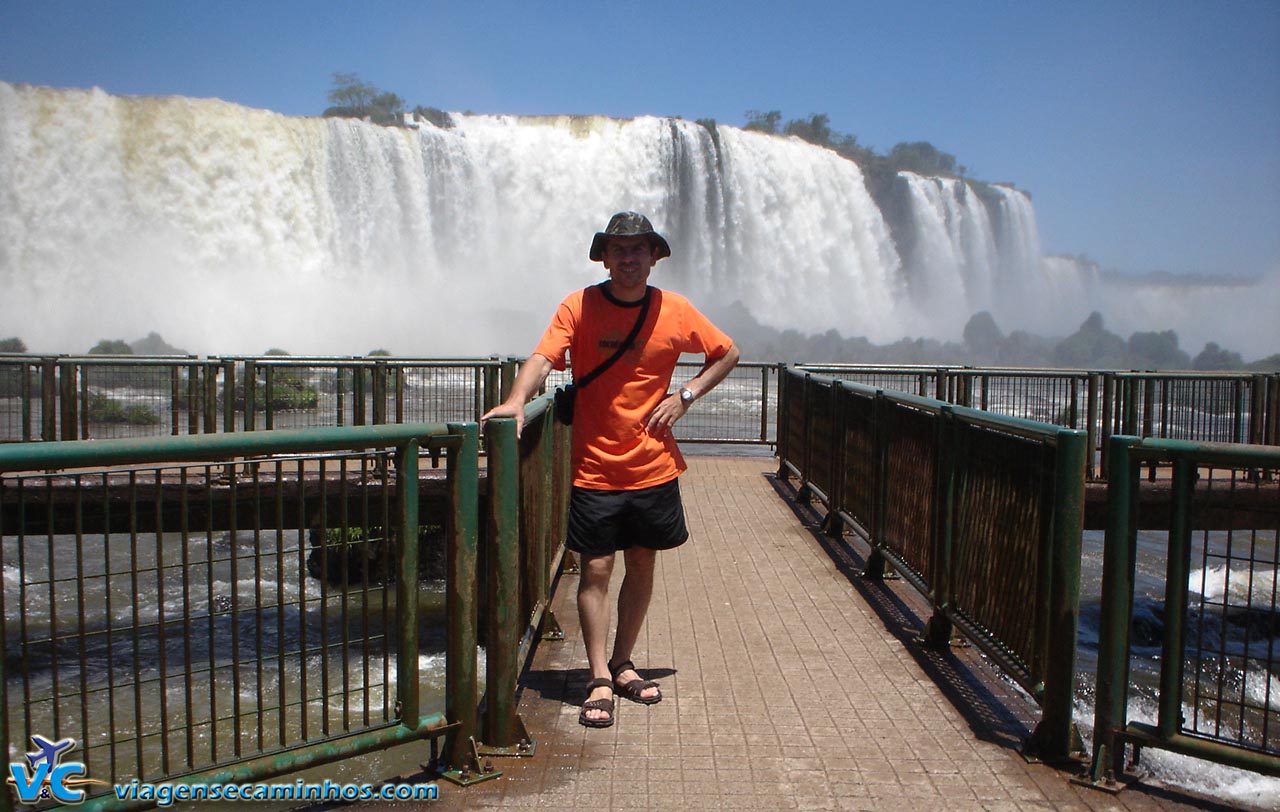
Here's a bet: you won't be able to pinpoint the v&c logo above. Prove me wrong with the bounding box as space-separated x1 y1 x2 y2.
7 735 104 805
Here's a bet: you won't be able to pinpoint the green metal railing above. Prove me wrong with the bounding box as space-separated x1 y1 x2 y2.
777 366 1087 762
0 423 492 809
478 395 573 754
1083 436 1280 787
799 365 1279 479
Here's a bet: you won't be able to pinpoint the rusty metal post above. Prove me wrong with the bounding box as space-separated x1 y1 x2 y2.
243 360 257 432
481 417 522 749
1086 374 1100 480
373 360 388 425
444 422 480 771
40 358 57 441
1084 435 1140 785
1025 427 1086 763
59 361 77 440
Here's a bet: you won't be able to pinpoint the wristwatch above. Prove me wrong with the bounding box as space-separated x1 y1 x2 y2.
679 387 695 406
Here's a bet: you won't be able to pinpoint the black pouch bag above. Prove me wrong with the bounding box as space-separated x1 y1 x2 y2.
554 384 577 425
554 287 651 426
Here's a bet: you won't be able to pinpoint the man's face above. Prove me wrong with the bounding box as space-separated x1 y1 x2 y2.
601 236 658 291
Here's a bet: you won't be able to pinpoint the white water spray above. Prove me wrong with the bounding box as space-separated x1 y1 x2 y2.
0 81 1275 358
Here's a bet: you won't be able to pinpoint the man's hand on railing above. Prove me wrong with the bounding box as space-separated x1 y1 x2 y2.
482 400 525 438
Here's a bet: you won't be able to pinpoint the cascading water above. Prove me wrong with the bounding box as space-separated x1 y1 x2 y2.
1 80 1275 358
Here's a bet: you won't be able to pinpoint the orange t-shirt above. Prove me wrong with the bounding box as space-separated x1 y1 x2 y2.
533 283 734 490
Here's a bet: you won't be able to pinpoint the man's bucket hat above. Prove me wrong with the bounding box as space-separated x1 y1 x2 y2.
589 211 672 262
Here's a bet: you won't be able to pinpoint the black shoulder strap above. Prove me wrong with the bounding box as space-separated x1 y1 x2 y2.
574 286 652 390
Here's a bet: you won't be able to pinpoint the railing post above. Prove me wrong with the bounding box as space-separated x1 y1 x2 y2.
922 404 955 648
263 365 274 430
1158 456 1197 739
775 364 790 480
1025 427 1086 763
863 389 888 581
445 422 480 772
58 361 78 441
40 358 57 441
243 360 257 431
500 358 518 406
186 362 200 435
352 362 367 426
1100 373 1115 479
824 381 844 538
222 359 236 433
169 365 180 436
482 357 501 416
395 438 422 727
1086 374 1100 480
481 418 524 750
372 360 388 425
760 364 771 445
1085 435 1141 785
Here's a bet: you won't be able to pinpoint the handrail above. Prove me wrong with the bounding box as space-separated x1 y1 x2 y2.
0 422 483 809
776 366 1087 762
1082 436 1280 789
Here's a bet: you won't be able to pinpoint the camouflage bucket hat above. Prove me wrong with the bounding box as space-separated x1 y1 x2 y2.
588 211 672 262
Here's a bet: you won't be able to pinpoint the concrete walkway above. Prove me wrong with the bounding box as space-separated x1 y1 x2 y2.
372 456 1249 811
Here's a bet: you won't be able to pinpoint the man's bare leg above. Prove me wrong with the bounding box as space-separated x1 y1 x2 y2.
578 552 616 722
609 546 660 701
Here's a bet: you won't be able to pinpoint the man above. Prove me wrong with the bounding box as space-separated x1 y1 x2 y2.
482 211 739 728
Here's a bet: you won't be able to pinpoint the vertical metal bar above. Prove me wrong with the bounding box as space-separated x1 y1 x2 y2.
1086 374 1100 480
79 363 89 439
101 472 118 780
318 458 331 736
128 471 144 773
264 366 274 430
373 360 388 425
1027 428 1086 762
60 361 77 440
252 463 266 748
1086 435 1140 783
206 467 219 762
223 360 236 434
483 418 521 746
445 423 480 768
73 477 91 772
244 360 257 432
339 458 352 730
353 364 367 426
1159 456 1197 740
395 439 421 726
923 405 954 647
336 367 346 427
171 366 181 436
760 365 770 445
41 358 57 441
180 467 195 769
395 367 405 424
154 469 171 775
188 363 200 435
295 458 308 742
275 461 288 747
229 464 242 756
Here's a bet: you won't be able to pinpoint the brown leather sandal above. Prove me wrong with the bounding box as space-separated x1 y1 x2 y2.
609 659 662 705
578 677 615 728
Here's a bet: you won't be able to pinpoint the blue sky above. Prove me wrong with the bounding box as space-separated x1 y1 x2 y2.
3 0 1277 280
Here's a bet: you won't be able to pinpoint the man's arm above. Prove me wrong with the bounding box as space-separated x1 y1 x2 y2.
481 353 554 437
644 344 741 434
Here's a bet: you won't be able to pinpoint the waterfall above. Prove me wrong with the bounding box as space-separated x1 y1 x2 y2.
1 81 1274 358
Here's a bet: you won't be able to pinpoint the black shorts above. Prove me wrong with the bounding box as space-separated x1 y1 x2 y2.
566 478 689 556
